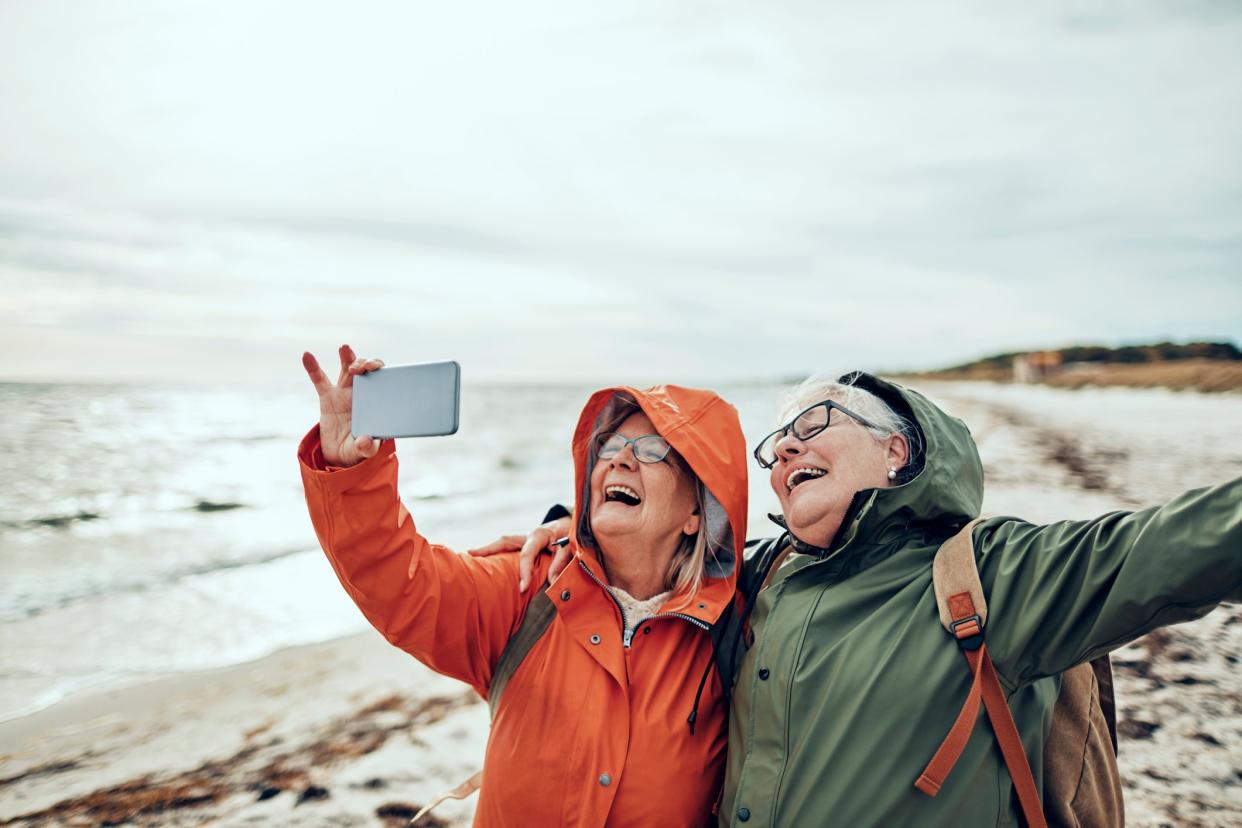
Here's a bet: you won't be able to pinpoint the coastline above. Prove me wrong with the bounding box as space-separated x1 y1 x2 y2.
897 357 1242 393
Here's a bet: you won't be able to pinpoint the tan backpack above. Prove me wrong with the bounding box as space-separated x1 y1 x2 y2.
918 519 1124 828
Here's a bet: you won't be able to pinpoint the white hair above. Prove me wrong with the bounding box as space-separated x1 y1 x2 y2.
778 375 924 479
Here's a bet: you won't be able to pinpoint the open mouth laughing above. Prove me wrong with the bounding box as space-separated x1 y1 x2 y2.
785 465 827 494
604 484 642 506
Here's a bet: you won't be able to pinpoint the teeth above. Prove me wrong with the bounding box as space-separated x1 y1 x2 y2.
786 467 827 492
605 485 640 500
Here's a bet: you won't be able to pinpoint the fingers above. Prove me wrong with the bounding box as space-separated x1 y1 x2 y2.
548 544 573 582
355 435 379 458
336 344 357 387
302 352 332 394
342 355 385 389
321 345 384 391
517 529 555 592
467 536 526 557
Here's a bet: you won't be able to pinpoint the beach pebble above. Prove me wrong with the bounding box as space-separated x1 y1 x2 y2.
295 784 330 805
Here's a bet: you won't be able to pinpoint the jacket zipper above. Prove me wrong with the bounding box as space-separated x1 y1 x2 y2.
578 560 711 648
623 611 710 647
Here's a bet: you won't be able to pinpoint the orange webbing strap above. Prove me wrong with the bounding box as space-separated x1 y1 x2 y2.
915 635 986 796
916 593 1048 828
974 648 1046 828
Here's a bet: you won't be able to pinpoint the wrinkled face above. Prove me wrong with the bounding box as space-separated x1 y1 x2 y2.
589 412 700 551
768 403 902 548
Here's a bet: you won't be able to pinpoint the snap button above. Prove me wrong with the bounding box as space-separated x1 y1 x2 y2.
737 806 750 821
758 668 770 680
643 626 651 635
598 773 611 787
560 590 571 601
697 602 706 609
590 634 601 645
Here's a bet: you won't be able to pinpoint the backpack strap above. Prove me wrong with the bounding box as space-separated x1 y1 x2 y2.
916 519 1049 828
482 505 568 716
488 585 556 718
931 518 988 637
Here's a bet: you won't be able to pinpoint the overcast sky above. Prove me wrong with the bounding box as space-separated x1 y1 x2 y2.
1 0 1240 385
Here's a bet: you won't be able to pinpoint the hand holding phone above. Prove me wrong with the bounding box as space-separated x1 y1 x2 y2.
302 346 460 467
302 345 386 467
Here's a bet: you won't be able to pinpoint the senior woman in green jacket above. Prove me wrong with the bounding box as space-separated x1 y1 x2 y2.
489 371 1241 826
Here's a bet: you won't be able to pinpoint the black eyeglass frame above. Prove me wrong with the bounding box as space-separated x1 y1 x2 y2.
752 400 884 469
593 431 674 464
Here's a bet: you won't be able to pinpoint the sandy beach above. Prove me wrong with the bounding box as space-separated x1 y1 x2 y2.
0 633 489 827
2 380 1240 826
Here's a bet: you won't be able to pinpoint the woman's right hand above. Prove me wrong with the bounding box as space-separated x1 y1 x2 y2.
469 516 574 592
302 344 385 467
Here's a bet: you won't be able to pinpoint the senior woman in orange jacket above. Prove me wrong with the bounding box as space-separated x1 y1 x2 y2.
298 346 748 826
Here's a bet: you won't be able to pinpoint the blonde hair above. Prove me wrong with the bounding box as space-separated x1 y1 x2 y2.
664 476 720 602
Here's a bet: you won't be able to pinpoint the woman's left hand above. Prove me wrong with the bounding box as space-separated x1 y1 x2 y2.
469 517 574 592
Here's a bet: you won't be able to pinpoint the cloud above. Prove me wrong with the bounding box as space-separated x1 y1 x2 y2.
0 1 1239 382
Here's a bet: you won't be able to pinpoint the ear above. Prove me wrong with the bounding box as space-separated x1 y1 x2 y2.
682 507 701 536
885 433 910 471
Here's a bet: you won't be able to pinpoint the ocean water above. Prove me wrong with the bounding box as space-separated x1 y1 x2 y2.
0 379 790 721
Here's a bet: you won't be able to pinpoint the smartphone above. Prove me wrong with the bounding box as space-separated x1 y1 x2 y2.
351 361 461 439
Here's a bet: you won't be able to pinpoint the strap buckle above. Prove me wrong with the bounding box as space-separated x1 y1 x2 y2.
949 614 984 651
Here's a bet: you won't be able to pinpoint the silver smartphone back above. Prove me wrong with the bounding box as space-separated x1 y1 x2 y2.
351 361 461 439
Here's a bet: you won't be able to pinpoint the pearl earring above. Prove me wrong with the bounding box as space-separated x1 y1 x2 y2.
887 467 897 481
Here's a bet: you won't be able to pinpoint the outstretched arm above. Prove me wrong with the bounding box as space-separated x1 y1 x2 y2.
977 476 1242 687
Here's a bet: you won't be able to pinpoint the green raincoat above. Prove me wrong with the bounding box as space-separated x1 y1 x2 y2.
721 373 1241 826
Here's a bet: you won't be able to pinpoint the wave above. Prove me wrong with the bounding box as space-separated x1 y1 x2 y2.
0 510 101 530
4 546 316 621
190 500 246 512
2 500 250 531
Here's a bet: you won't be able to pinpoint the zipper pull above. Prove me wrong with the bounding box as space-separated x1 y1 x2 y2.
622 626 635 648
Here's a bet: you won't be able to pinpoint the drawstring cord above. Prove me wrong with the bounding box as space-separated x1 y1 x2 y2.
687 640 717 735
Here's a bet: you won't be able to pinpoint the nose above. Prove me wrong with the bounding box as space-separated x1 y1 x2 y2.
773 431 805 462
608 442 639 469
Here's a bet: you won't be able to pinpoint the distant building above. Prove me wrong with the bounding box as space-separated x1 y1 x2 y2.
1013 351 1063 383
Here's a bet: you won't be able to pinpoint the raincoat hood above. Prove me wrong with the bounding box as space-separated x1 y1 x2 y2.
842 371 983 533
569 384 748 623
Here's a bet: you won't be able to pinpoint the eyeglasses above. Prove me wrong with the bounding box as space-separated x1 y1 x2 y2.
594 431 673 464
753 400 882 469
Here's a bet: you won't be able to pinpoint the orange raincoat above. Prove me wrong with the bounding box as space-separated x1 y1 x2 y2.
299 385 748 827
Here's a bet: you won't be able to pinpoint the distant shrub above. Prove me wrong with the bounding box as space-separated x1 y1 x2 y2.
924 340 1240 376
